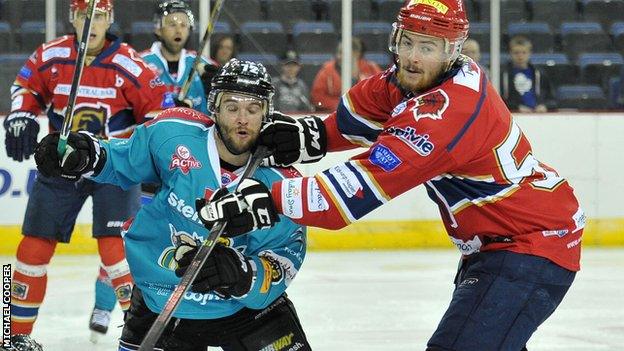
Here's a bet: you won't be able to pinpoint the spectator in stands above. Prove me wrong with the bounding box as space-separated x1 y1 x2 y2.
311 38 381 112
501 35 556 112
461 38 489 77
273 49 314 113
210 35 237 66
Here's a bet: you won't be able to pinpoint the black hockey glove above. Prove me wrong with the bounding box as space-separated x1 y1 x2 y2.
175 243 253 298
34 131 106 181
259 112 327 167
200 63 220 96
173 97 193 108
4 111 40 162
196 179 280 237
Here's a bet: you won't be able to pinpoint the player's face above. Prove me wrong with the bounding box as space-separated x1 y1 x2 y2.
156 13 191 55
215 92 265 155
510 45 531 68
396 31 448 93
72 10 111 54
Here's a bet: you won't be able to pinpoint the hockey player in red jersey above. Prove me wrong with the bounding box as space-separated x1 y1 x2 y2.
197 0 584 349
2 0 172 349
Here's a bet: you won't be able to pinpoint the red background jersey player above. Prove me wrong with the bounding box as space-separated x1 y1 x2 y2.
202 0 584 350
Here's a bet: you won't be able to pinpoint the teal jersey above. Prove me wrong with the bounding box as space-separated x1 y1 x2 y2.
141 42 213 114
91 107 307 319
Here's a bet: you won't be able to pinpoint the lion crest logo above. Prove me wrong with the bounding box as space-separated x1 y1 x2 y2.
411 89 449 122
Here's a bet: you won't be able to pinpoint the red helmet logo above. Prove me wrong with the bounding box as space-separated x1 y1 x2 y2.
397 0 469 42
70 0 114 13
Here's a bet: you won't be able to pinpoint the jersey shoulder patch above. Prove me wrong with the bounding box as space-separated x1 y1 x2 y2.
452 60 482 92
146 107 214 128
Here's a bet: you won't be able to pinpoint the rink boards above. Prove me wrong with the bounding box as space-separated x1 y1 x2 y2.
1 113 623 254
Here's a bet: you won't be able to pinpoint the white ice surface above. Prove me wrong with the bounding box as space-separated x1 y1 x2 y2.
1 248 622 350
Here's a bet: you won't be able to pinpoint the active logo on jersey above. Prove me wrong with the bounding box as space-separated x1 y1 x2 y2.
411 89 449 122
369 144 402 172
169 145 202 174
387 126 435 156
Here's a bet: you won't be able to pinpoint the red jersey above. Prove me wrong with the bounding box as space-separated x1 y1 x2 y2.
10 34 172 138
272 57 584 271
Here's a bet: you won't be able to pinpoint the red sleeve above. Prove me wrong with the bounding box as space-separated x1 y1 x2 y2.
271 87 474 230
11 47 51 115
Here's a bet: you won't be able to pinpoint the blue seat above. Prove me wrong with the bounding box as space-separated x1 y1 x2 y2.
0 21 15 53
329 0 373 28
267 0 315 29
529 0 580 28
468 22 491 52
556 84 607 109
560 22 612 59
612 22 624 51
239 21 288 55
531 53 577 88
19 21 64 53
364 52 392 69
293 22 338 54
507 22 554 53
299 53 333 65
353 21 392 52
376 0 404 22
581 0 624 28
222 0 263 29
578 53 624 87
480 53 511 67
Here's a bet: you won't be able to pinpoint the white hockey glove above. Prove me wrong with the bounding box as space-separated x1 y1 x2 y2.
196 179 280 237
259 112 327 167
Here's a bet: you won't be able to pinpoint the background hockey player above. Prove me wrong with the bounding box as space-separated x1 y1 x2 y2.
1 0 172 348
197 1 584 350
141 0 220 114
34 59 311 351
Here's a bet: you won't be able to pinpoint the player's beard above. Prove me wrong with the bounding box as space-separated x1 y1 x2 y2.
216 123 258 156
162 39 185 56
397 62 447 94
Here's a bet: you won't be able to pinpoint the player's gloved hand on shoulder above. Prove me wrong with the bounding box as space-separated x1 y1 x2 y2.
175 243 253 298
173 97 193 108
195 179 280 237
3 111 40 162
34 131 106 180
259 112 327 167
200 63 220 96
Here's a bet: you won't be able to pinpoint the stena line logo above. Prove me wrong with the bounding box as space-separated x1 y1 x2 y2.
169 145 202 174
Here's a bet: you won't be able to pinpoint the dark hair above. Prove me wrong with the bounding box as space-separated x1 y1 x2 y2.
210 35 237 62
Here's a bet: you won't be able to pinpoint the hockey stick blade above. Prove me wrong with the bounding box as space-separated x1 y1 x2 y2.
57 0 99 157
138 145 269 351
177 0 225 101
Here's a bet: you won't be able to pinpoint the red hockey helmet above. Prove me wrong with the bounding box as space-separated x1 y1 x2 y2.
70 0 114 23
389 0 469 61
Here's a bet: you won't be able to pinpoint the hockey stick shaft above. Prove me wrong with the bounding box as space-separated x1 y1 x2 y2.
177 0 225 101
138 145 269 351
57 0 98 157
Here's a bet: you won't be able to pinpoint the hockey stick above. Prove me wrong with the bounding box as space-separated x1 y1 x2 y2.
57 0 99 157
138 145 270 351
177 0 225 101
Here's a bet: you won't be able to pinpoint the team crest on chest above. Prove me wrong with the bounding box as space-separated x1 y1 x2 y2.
169 145 202 174
411 89 449 122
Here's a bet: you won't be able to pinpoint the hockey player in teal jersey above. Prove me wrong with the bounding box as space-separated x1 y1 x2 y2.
34 59 311 350
141 0 219 114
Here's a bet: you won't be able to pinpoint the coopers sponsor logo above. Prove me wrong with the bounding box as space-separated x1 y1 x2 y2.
169 145 202 174
387 126 435 156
